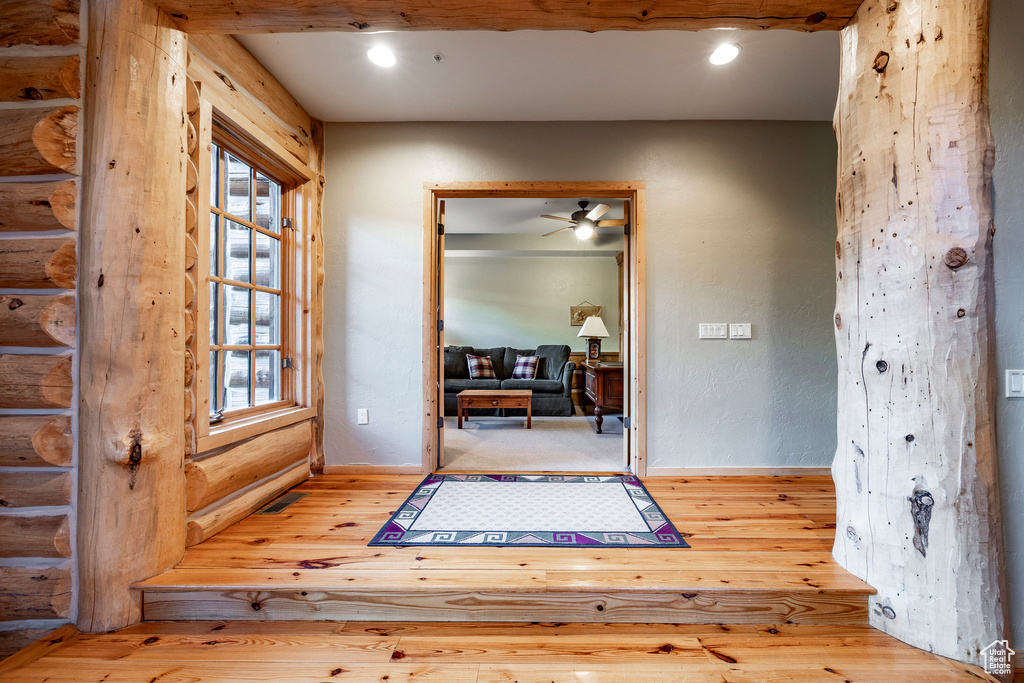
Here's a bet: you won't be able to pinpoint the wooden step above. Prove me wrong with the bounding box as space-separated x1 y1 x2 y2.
135 474 875 625
135 571 872 625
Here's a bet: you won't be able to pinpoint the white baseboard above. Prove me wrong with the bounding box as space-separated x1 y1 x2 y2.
645 466 831 477
321 465 426 475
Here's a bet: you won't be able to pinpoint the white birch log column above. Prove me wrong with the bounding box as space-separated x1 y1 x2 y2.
77 0 186 631
832 0 1007 666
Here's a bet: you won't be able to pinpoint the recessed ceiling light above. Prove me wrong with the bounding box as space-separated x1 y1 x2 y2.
367 45 396 67
710 44 741 66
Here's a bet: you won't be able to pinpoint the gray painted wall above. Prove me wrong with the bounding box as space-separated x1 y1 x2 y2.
322 120 838 468
444 255 620 353
991 0 1023 649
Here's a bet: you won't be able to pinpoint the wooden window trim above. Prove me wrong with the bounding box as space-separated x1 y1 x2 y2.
211 127 295 419
199 405 316 453
194 100 315 453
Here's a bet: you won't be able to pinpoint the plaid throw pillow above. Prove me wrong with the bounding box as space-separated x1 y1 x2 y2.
467 354 495 379
512 354 539 380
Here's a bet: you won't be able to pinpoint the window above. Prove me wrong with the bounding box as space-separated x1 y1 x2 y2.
195 114 314 452
208 132 291 421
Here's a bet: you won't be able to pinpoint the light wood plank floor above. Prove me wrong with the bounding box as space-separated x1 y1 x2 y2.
136 475 877 624
0 621 997 681
147 474 866 589
2 476 997 681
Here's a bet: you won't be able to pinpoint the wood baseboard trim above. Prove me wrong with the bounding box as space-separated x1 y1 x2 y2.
645 467 832 477
0 623 77 674
321 465 426 475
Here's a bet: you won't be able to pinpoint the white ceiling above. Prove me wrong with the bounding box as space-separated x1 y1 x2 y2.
236 30 840 122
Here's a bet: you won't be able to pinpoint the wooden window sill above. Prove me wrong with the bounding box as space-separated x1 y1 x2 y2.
197 405 316 454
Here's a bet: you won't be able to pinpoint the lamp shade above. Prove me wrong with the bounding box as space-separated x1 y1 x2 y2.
577 316 610 338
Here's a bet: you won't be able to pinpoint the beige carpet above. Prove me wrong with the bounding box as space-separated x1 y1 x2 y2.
439 414 627 472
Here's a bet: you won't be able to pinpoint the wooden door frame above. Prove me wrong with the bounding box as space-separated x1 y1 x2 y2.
421 181 647 476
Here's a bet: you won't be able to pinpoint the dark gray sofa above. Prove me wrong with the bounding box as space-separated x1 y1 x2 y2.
443 345 575 417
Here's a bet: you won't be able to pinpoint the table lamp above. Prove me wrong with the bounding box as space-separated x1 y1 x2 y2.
578 315 610 361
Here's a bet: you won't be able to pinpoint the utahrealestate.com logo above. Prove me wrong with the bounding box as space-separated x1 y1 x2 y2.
981 640 1014 676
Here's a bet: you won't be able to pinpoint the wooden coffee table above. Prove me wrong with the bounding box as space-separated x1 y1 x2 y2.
457 389 532 429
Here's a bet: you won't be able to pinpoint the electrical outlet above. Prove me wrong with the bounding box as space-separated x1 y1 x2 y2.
357 408 369 425
699 323 728 339
730 323 752 340
1007 371 1024 398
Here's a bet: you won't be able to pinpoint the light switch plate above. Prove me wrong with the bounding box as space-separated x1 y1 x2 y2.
1006 370 1024 398
699 323 728 339
730 323 752 340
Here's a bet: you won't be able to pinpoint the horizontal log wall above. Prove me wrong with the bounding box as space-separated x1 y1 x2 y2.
187 35 312 171
0 567 71 620
185 421 311 513
0 294 75 347
185 459 308 546
0 180 76 232
0 0 83 659
0 416 73 467
0 516 71 559
182 34 321 544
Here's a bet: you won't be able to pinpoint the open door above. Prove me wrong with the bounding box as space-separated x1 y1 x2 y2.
621 199 632 472
436 200 446 469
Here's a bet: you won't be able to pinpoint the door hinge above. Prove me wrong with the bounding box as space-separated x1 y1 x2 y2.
438 416 444 428
282 217 294 231
437 319 444 332
282 357 294 369
623 221 631 236
623 416 632 429
437 222 445 235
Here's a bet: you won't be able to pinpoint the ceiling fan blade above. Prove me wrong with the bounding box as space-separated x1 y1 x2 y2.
542 226 575 237
540 214 575 223
585 203 611 221
596 219 626 227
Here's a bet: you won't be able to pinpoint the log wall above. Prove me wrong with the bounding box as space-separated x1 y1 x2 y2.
0 0 84 659
182 35 322 546
832 0 1007 667
0 5 323 647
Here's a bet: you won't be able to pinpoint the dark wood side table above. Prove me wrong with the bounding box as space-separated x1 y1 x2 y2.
580 361 624 434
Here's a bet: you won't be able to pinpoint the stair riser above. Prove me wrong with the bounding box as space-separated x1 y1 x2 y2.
142 589 868 624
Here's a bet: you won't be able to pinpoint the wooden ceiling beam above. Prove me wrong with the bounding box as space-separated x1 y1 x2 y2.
156 0 863 34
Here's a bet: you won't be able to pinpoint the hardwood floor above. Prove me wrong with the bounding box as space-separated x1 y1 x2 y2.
1 475 997 681
135 475 875 624
0 621 997 681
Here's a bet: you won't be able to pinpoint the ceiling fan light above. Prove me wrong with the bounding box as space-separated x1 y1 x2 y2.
710 43 741 66
367 45 397 67
574 222 595 240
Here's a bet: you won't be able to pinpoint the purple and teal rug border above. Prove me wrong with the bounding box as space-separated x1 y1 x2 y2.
368 473 689 548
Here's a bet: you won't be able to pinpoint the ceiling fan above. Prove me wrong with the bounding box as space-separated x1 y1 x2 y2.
541 200 625 239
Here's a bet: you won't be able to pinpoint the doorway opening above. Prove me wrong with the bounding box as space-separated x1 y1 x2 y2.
421 182 646 476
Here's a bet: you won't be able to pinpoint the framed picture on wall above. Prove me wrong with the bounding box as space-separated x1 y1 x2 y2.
570 304 602 326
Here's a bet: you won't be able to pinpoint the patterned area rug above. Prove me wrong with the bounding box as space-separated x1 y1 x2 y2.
369 474 689 548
